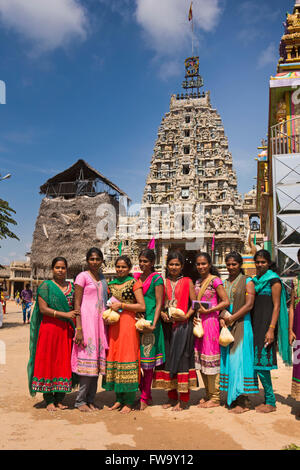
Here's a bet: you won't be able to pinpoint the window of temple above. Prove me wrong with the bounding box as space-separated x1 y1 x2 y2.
182 165 190 175
185 116 191 123
184 146 190 154
184 130 190 137
181 188 190 199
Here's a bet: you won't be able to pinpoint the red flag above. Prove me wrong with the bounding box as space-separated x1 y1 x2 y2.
148 238 155 250
211 233 215 252
188 2 193 21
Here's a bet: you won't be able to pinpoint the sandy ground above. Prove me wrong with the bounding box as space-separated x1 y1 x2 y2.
0 301 299 451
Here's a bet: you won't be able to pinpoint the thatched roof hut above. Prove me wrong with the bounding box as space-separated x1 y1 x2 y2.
31 160 129 279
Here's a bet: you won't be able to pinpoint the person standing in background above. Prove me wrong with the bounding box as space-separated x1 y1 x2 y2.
21 284 33 324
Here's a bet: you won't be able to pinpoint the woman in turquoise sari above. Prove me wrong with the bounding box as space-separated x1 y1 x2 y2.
220 252 259 413
27 257 78 411
251 250 291 413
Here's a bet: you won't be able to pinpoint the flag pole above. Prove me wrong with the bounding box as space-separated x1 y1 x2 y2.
192 5 194 56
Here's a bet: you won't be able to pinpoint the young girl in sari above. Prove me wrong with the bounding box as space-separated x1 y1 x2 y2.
152 251 197 411
289 249 300 417
193 252 229 408
27 257 78 411
103 256 145 414
71 248 109 412
252 250 291 413
220 252 259 413
134 249 165 410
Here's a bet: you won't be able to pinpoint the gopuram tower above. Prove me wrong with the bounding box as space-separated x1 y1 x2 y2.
133 57 247 275
103 57 248 277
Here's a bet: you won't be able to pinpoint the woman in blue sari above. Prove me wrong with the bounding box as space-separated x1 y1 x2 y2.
251 250 291 413
220 252 259 413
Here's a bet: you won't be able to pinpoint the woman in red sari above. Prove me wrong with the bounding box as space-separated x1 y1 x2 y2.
103 256 145 414
152 251 197 411
27 257 78 412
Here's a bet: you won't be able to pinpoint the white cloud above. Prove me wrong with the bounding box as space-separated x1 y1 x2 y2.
257 43 277 69
135 0 222 55
0 0 89 53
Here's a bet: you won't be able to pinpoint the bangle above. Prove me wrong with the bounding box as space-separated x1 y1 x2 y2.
269 324 276 329
76 327 82 330
53 310 57 317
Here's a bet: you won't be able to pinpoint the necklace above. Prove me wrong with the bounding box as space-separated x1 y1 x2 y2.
169 276 183 302
53 280 68 292
225 273 242 303
88 270 100 283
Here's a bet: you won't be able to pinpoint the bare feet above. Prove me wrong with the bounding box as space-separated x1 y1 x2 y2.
56 403 68 410
229 405 250 414
46 403 56 412
108 401 121 411
77 404 92 412
256 404 276 413
172 401 189 412
140 401 148 411
198 400 220 409
255 403 266 411
197 398 208 408
162 400 177 409
120 405 132 414
88 403 98 411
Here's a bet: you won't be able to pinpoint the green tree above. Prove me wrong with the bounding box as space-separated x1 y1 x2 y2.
0 198 19 243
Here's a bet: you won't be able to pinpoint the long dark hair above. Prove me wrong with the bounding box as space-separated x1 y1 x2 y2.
254 249 278 273
195 252 220 277
139 248 156 272
225 251 245 275
165 250 184 278
51 257 68 269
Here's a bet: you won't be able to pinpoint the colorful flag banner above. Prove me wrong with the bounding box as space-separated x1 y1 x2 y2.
118 241 122 255
148 237 155 250
211 233 215 252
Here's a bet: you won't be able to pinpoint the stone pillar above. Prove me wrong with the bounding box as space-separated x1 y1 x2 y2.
161 243 169 278
10 280 14 299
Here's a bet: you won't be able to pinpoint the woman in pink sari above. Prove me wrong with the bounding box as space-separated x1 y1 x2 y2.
193 252 229 408
71 248 109 412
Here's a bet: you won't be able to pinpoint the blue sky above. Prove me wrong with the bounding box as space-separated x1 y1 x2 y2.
0 0 294 264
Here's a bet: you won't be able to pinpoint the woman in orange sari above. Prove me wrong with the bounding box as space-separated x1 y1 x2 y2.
103 256 145 414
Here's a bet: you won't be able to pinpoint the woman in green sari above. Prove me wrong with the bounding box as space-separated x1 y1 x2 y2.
27 257 78 411
251 250 291 413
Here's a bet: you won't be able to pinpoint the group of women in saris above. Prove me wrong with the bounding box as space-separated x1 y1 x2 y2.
27 246 298 417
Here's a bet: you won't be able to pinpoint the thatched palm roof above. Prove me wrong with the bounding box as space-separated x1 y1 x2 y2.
30 192 120 277
40 159 129 199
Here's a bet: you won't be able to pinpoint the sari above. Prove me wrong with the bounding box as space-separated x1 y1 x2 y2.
134 272 165 369
27 280 77 397
220 274 259 406
152 277 198 396
292 275 300 400
102 276 142 404
252 270 292 369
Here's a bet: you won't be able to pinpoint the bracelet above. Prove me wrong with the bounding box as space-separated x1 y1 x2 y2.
53 310 57 318
76 327 82 330
269 324 276 329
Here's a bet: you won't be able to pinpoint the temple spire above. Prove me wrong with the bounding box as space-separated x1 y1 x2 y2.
277 1 300 72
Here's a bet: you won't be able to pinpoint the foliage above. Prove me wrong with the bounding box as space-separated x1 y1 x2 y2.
282 443 300 450
0 198 19 243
